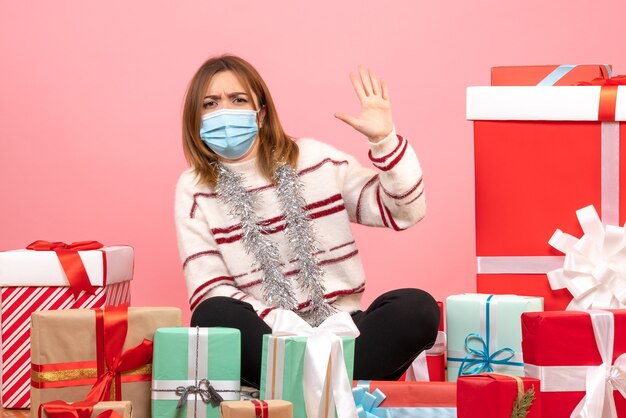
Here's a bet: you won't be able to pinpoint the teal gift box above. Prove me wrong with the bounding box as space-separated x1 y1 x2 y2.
446 294 543 382
151 327 241 418
260 334 355 418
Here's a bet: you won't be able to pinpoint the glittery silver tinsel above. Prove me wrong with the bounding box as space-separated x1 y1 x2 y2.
274 164 333 325
216 164 297 310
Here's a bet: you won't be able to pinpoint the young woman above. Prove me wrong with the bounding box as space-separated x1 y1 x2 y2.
175 55 439 388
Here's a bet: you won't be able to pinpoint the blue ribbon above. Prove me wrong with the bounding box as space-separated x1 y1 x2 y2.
456 332 520 376
372 407 457 418
537 64 613 86
452 295 523 377
353 386 386 418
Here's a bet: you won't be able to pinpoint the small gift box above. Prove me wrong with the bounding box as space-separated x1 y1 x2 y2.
522 309 626 417
0 241 133 408
457 373 541 418
151 327 241 417
491 64 611 86
446 294 543 382
353 381 457 417
260 310 358 418
469 68 626 310
38 400 133 417
220 400 292 418
30 305 182 418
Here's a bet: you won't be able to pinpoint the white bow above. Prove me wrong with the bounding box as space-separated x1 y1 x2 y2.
570 311 626 418
273 309 360 418
548 205 626 310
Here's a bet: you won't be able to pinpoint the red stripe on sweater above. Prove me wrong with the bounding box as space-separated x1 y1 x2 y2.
189 276 235 306
384 204 405 231
329 240 355 252
189 160 349 218
368 135 404 163
404 189 424 206
215 204 346 245
211 194 343 236
189 283 237 311
373 138 408 172
376 186 389 227
299 158 348 176
259 306 278 319
183 250 222 269
296 283 365 311
284 249 359 277
381 177 423 200
240 279 263 289
356 175 379 224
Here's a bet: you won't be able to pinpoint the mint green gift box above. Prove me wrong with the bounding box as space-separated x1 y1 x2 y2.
151 327 241 418
446 294 543 382
260 334 355 418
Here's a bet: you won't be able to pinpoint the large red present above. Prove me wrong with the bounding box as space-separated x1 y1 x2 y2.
353 380 456 416
491 64 611 86
457 373 541 418
0 242 133 409
522 310 626 417
468 69 626 310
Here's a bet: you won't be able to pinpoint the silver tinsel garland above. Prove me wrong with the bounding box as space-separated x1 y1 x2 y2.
274 164 333 325
216 163 332 325
216 164 297 311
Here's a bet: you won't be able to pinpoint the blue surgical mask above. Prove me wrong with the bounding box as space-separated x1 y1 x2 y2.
199 109 260 160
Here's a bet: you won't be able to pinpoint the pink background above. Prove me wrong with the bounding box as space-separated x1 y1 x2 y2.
1 1 624 323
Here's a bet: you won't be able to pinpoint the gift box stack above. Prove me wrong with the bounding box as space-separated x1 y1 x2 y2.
4 64 626 418
455 63 626 417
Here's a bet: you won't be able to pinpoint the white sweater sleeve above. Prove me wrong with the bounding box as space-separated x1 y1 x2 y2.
341 129 426 229
175 171 280 327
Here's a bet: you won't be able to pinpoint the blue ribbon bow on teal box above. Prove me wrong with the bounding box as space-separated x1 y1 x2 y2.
446 293 543 382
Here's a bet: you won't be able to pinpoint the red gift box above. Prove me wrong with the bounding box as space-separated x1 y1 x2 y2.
457 373 541 418
522 310 626 417
354 381 456 411
468 70 626 310
491 64 611 86
0 243 133 409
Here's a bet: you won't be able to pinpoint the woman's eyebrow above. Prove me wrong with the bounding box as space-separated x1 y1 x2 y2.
203 92 249 100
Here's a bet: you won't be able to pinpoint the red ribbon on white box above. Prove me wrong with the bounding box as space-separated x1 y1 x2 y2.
525 310 626 418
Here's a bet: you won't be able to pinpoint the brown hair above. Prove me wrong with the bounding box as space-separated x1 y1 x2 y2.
182 55 299 188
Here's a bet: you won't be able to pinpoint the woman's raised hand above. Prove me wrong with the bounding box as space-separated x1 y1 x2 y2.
335 66 393 143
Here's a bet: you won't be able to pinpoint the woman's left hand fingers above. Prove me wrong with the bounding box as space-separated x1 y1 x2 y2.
369 68 381 96
359 66 372 96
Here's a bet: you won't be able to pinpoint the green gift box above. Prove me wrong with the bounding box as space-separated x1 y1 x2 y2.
446 293 543 382
151 327 241 418
260 312 357 418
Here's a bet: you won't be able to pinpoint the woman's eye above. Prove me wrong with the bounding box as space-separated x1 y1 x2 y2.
234 97 248 104
202 101 216 109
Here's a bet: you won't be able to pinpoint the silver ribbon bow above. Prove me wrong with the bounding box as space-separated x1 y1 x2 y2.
175 378 223 409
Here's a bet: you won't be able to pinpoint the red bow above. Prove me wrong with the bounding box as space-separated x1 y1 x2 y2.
26 240 104 298
39 400 123 418
84 304 153 403
577 75 626 121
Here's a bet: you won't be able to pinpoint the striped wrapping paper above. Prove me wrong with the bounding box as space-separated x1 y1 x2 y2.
0 245 133 409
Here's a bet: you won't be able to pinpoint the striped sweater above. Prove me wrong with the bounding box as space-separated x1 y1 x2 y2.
174 129 425 327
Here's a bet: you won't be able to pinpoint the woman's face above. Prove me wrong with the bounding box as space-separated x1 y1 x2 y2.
201 70 263 163
202 70 259 114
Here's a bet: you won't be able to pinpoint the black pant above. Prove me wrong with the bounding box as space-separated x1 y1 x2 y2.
191 288 440 387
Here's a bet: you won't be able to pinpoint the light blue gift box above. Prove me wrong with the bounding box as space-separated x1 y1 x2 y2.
446 294 543 382
151 327 241 418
